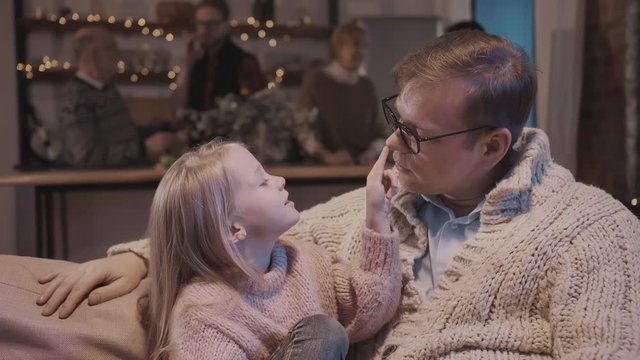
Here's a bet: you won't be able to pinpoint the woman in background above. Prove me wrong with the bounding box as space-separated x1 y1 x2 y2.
298 21 388 165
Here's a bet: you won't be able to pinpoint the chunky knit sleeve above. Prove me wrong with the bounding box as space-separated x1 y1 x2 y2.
174 324 247 360
107 238 150 263
549 210 640 359
331 227 402 343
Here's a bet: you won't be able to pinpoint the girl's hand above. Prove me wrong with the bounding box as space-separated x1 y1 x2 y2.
36 252 147 319
366 146 398 234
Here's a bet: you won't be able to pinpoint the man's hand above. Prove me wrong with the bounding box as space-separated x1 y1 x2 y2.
144 131 177 163
366 146 398 234
36 252 147 319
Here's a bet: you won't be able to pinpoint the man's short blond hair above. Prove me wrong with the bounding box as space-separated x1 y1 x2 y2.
393 30 536 144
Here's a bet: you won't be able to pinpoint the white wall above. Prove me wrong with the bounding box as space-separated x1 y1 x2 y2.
0 1 19 255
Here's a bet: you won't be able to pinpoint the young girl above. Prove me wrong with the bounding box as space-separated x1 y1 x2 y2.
144 139 400 359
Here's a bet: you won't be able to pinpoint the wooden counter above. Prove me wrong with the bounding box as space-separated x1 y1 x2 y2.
0 165 371 259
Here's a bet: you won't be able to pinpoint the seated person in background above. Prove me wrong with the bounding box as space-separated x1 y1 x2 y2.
57 26 177 168
174 0 265 111
297 20 388 166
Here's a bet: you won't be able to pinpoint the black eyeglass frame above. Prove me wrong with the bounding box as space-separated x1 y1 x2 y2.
381 94 497 154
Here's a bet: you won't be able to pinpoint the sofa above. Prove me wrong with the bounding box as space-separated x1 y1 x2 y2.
0 255 148 359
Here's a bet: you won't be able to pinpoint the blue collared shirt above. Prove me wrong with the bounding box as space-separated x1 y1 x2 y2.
413 195 484 302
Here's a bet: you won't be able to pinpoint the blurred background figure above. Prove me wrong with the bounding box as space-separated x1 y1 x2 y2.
56 26 178 168
173 0 265 112
297 20 388 165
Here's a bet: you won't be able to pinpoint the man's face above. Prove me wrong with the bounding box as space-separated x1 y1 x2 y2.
195 5 228 46
386 82 485 197
95 40 119 81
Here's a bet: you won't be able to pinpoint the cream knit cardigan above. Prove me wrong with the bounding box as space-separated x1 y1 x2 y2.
111 128 640 359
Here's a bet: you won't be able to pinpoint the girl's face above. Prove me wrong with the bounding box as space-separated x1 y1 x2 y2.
225 146 300 241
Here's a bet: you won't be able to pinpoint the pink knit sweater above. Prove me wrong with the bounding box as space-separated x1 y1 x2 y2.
167 228 400 359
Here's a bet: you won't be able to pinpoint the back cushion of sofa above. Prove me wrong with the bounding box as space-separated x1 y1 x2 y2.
0 255 148 359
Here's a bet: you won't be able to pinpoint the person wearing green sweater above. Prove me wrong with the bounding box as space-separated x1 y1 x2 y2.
38 30 640 359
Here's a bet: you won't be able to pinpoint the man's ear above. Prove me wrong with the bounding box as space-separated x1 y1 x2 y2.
482 128 512 168
230 223 247 242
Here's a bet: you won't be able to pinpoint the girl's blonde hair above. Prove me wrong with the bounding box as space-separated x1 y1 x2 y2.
147 139 259 360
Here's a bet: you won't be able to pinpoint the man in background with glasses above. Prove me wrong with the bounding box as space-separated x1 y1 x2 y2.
36 30 640 359
174 0 264 112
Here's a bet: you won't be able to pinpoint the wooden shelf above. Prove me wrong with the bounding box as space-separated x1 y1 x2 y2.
20 18 332 39
19 69 304 87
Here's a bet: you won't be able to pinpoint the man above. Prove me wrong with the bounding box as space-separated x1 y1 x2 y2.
173 0 265 111
57 27 176 168
39 30 640 359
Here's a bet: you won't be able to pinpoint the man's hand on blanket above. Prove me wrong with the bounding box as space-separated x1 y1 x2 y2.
36 252 147 319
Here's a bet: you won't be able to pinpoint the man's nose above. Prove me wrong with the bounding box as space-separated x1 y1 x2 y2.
385 130 408 153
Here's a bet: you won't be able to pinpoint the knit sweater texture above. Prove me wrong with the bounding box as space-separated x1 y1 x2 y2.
57 76 145 168
110 128 640 359
112 229 400 359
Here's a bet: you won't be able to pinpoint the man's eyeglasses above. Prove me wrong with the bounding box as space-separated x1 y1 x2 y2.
381 95 497 154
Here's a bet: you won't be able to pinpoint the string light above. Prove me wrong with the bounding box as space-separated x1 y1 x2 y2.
258 30 266 38
51 59 59 67
16 63 24 71
240 33 249 42
87 14 95 22
172 65 181 73
107 16 116 24
71 13 79 21
94 14 101 22
42 56 50 63
152 29 162 37
117 60 125 73
275 67 285 78
38 64 46 72
165 33 174 41
25 64 33 72
169 82 177 91
141 27 150 35
124 18 133 28
632 198 638 206
138 18 146 27
247 16 256 25
268 38 277 47
130 74 139 82
49 14 58 22
26 72 34 79
140 67 150 76
58 17 67 25
167 71 176 79
266 20 274 28
230 19 239 27
62 61 70 70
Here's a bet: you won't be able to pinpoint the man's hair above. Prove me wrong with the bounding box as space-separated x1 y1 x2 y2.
329 20 368 59
195 0 230 21
71 26 114 62
393 30 536 144
445 20 485 33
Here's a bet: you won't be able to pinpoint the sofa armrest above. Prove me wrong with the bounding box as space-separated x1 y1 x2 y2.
0 255 147 360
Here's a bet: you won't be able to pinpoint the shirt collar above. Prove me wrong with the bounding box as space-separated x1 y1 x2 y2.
75 71 105 90
419 194 484 224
